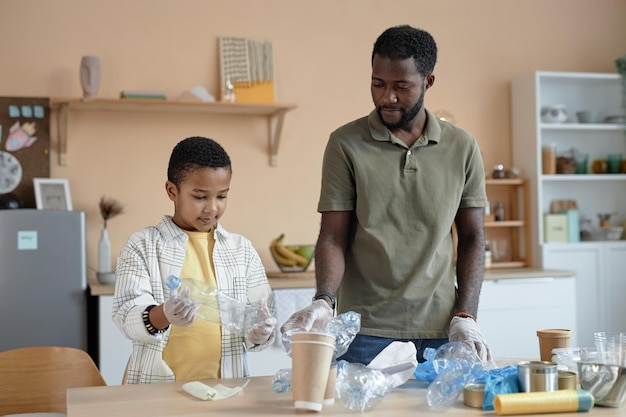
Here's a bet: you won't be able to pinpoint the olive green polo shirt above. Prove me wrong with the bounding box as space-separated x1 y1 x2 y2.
318 108 487 339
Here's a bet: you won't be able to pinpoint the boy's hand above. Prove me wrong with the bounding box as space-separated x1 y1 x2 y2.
245 299 276 345
163 287 198 327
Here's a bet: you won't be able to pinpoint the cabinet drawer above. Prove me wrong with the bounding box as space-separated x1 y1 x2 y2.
480 278 575 310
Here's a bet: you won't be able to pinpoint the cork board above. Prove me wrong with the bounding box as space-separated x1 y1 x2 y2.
0 97 51 208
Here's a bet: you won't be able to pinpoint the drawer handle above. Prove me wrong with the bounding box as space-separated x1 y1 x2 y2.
492 278 555 285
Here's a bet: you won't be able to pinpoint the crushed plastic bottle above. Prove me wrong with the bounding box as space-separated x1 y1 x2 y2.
426 342 484 409
324 311 361 361
271 368 292 393
282 311 361 357
426 364 471 408
165 275 262 336
335 361 394 412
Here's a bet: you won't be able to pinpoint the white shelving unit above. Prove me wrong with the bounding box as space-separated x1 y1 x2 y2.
511 71 626 265
511 71 626 344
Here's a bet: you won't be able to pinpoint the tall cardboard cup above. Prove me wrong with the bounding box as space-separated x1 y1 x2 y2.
291 332 336 412
323 364 338 404
537 329 571 362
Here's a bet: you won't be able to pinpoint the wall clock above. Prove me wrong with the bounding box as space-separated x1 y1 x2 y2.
0 150 22 193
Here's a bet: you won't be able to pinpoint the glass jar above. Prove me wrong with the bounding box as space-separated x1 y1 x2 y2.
492 164 506 179
494 202 505 221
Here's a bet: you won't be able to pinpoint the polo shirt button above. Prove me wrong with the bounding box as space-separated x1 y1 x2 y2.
407 150 412 155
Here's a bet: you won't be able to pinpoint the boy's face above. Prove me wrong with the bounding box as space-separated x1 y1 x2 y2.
166 167 231 233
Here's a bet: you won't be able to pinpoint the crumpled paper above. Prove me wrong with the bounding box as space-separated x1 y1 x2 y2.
182 379 250 401
366 341 417 388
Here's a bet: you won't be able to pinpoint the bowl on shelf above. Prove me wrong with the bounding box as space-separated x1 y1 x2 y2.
602 226 624 241
96 271 116 285
577 361 626 407
576 110 599 124
270 243 314 273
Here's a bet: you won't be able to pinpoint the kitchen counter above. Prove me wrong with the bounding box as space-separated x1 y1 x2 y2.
88 268 575 295
66 374 622 417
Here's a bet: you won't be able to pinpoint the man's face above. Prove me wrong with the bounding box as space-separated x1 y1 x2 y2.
371 55 431 131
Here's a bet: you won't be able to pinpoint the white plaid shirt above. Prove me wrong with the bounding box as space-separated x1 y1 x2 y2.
112 215 275 384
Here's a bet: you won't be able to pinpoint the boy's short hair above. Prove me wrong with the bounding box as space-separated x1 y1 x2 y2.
167 136 232 186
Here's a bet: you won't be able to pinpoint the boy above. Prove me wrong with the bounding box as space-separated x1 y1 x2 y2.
113 136 276 384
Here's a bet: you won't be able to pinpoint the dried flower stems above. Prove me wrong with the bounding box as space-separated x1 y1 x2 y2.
99 196 124 228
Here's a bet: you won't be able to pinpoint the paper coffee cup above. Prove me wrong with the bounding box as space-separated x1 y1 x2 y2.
291 332 336 412
537 329 571 362
323 364 338 404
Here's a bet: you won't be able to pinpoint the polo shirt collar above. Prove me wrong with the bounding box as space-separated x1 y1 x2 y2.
367 108 442 148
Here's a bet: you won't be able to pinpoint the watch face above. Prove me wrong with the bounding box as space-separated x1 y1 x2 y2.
0 151 23 193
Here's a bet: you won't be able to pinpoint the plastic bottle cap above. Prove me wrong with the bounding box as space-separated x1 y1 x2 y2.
272 380 289 393
165 275 181 290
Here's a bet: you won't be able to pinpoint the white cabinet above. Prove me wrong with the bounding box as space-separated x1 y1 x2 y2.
511 71 626 267
478 277 577 359
543 242 626 347
98 295 132 385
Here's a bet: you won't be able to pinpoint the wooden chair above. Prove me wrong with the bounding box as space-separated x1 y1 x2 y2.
0 346 106 416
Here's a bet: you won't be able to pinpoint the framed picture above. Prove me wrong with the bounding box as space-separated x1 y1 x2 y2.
33 178 72 210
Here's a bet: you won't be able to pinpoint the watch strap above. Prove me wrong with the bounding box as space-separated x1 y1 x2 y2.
313 291 336 309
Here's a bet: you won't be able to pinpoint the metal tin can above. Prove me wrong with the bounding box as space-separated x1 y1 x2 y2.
517 361 558 392
463 383 485 408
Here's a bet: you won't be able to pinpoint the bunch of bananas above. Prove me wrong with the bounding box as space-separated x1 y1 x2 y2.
270 234 314 269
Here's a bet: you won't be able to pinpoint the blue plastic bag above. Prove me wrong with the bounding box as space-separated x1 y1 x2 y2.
482 365 519 410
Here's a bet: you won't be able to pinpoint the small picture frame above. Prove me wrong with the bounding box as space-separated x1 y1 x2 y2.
33 178 72 210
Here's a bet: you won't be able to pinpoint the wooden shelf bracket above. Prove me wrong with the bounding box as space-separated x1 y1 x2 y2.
51 98 297 167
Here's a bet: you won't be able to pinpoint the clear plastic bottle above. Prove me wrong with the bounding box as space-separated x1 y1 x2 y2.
282 311 361 357
165 275 220 322
426 367 470 408
165 275 261 335
335 361 394 411
324 311 361 360
222 74 236 103
271 368 292 393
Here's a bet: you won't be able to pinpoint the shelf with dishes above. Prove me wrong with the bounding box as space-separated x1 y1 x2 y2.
484 178 530 269
50 98 298 166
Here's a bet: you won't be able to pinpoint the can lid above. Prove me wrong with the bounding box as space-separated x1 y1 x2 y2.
518 361 558 374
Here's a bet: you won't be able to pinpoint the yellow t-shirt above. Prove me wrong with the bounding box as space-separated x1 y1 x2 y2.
162 229 222 380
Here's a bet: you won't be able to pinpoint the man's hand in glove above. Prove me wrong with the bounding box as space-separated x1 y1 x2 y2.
245 299 277 345
448 316 493 362
280 299 333 334
163 287 198 327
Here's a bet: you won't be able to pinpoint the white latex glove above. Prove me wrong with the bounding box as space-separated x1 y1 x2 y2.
448 316 493 362
280 299 333 334
245 300 277 345
163 287 198 327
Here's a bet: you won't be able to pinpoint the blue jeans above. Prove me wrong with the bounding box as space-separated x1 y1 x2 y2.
338 334 448 364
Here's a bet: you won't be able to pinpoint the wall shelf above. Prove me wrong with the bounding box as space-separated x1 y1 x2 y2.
50 98 297 166
485 178 531 268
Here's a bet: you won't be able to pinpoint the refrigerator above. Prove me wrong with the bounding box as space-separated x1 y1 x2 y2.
0 209 89 352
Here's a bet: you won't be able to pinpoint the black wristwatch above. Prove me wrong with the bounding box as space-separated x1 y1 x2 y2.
313 291 336 309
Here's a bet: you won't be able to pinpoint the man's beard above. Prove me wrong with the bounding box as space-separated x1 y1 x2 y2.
378 86 425 131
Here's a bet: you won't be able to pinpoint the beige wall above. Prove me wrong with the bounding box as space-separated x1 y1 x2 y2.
1 0 625 273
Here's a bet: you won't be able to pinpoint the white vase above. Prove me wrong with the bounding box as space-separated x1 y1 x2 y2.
80 55 101 98
98 227 111 273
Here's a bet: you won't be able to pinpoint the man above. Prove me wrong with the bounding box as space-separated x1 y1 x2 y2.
281 25 492 363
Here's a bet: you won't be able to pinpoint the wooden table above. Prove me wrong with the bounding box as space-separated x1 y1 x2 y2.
66 375 621 417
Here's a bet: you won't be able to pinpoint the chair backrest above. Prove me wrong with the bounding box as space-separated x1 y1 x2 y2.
0 346 106 415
